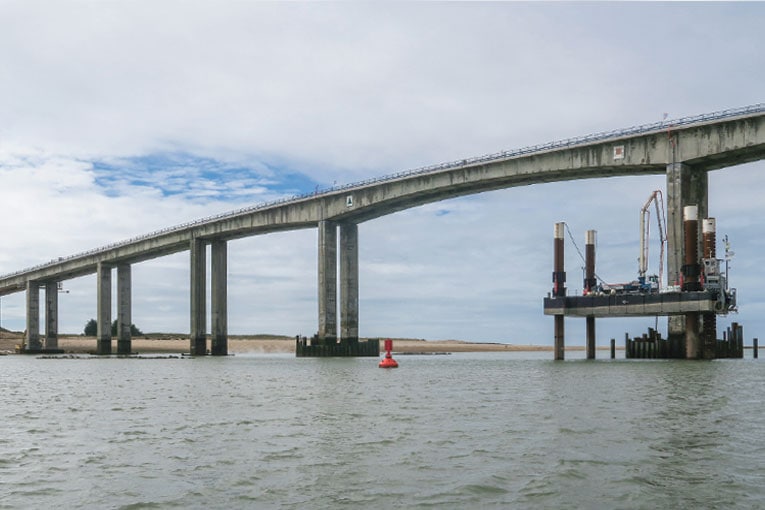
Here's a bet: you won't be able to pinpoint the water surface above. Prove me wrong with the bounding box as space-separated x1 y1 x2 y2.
2 352 764 509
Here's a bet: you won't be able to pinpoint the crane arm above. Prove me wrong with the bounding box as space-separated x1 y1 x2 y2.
653 190 667 288
639 190 667 288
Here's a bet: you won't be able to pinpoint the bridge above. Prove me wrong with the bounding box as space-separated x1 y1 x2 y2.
2 104 764 357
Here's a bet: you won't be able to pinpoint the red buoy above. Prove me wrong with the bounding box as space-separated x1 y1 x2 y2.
379 339 398 368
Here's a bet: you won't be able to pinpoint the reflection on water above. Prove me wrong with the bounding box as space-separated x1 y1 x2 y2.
1 353 764 508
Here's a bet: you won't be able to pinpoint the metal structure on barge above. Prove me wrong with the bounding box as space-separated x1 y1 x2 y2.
543 190 740 360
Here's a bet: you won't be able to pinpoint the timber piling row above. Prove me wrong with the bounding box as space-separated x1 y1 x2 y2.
295 336 379 357
625 329 684 359
625 324 745 359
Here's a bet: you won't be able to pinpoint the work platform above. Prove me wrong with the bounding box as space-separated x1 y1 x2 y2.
543 291 728 317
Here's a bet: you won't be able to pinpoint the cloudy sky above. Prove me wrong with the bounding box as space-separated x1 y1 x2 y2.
1 2 764 345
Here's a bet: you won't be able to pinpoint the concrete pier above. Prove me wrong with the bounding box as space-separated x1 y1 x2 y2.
211 240 228 356
318 220 338 344
339 222 359 343
25 280 41 351
666 163 707 356
190 237 207 355
97 263 112 355
44 281 58 350
307 221 368 356
117 264 132 355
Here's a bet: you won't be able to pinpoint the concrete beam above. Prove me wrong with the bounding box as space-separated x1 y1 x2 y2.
211 240 227 356
318 220 337 343
117 264 131 355
25 281 41 351
329 114 765 223
190 237 207 356
97 263 112 355
45 282 58 350
2 112 764 298
340 223 359 342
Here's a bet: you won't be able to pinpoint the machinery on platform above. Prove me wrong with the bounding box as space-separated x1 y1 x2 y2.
599 190 666 295
595 190 735 312
701 235 737 312
544 190 737 317
638 190 667 291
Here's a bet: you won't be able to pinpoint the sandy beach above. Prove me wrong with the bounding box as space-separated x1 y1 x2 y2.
0 332 560 355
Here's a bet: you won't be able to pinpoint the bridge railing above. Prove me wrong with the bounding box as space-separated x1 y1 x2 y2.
2 103 764 282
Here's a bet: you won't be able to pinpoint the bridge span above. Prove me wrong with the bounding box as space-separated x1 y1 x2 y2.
2 104 764 356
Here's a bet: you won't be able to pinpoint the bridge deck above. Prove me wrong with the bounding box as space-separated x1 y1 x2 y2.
2 104 764 297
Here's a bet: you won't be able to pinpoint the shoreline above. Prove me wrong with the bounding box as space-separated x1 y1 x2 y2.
0 333 618 355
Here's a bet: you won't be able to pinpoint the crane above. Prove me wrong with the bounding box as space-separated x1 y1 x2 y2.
638 190 667 291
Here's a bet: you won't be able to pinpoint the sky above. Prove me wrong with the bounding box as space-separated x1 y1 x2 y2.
1 2 764 345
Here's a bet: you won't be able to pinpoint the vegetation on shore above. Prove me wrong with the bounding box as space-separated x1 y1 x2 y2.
83 319 144 336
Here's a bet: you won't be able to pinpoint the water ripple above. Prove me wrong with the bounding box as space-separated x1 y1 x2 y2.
1 354 765 508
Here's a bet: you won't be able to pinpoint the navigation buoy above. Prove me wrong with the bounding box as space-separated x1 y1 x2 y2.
378 339 398 368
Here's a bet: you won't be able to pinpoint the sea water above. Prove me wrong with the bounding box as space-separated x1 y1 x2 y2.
2 352 764 509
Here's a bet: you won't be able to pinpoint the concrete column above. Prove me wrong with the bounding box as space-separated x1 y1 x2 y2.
211 239 228 356
25 280 41 351
97 263 112 355
117 264 132 355
318 220 338 344
666 163 708 286
666 163 708 353
44 282 58 350
340 223 359 343
190 237 207 356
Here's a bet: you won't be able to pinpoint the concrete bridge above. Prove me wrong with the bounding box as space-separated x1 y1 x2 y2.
2 104 764 355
